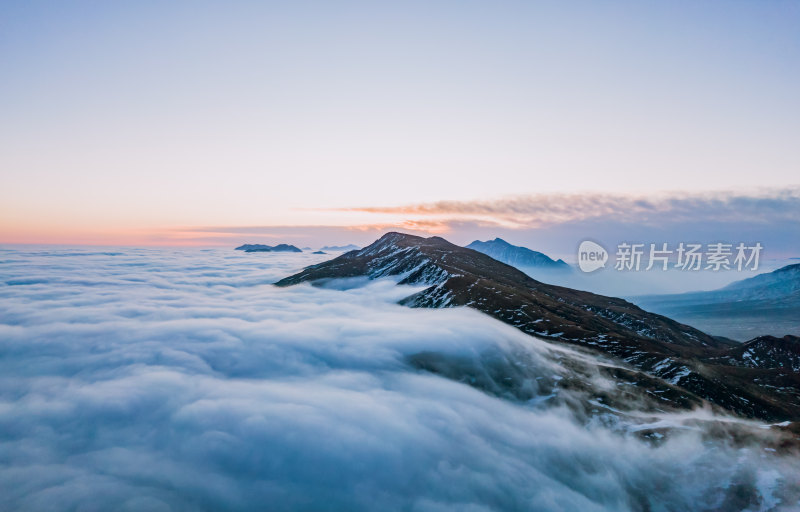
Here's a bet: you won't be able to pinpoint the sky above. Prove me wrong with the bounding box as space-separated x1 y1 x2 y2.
1 1 798 248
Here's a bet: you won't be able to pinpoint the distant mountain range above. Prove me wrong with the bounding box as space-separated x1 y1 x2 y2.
276 232 800 422
235 244 302 253
466 238 570 270
320 244 360 252
633 264 800 341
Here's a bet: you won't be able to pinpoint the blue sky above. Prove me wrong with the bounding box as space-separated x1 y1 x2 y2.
1 1 798 245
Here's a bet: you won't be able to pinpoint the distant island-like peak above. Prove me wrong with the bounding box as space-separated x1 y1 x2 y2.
320 244 360 252
235 243 302 253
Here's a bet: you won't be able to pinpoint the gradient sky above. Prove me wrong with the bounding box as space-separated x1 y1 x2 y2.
1 1 798 245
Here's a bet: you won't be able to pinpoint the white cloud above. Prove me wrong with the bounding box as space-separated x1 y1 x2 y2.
0 248 797 511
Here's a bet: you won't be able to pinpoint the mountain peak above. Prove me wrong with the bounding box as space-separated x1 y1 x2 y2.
367 232 459 253
466 238 568 270
372 231 430 246
376 231 412 242
381 232 447 242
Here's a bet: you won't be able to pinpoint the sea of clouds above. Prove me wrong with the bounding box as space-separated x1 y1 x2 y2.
0 247 797 512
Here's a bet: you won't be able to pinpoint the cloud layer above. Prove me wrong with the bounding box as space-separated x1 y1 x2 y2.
0 248 798 511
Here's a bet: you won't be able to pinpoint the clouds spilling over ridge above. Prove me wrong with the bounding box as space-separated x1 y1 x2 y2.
0 248 798 511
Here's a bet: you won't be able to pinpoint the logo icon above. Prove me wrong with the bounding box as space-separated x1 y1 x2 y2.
578 241 608 273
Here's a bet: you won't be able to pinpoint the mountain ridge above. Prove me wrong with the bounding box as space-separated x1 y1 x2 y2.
632 263 800 340
276 232 800 421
